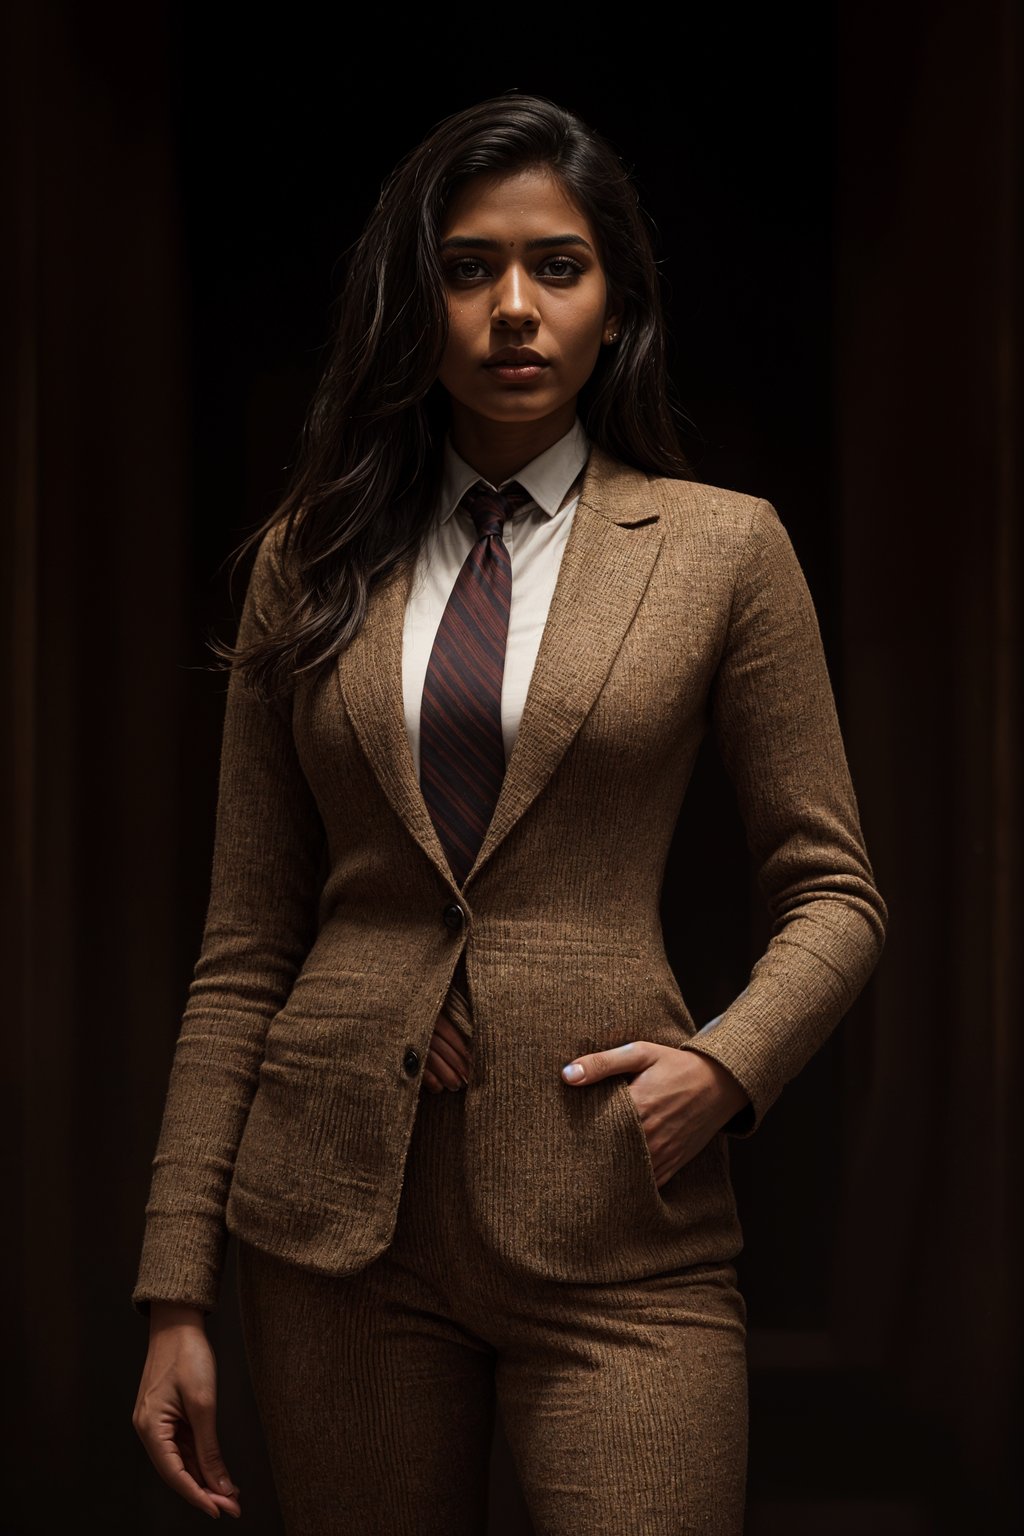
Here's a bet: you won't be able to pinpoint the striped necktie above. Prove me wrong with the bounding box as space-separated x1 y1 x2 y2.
419 478 534 1037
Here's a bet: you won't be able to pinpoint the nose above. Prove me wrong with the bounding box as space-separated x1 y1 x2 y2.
491 262 540 330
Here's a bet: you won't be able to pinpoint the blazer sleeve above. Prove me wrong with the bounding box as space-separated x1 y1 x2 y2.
131 525 327 1316
678 497 888 1138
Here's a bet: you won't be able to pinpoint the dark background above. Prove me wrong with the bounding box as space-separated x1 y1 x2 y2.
3 1 1021 1531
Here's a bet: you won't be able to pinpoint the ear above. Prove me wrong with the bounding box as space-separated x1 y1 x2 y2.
602 295 624 347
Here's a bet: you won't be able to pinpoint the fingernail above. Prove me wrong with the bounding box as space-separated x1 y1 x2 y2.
562 1063 584 1081
218 1478 236 1493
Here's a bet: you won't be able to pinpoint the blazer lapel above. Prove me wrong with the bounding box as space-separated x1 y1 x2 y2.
335 442 666 892
464 445 665 888
334 551 445 879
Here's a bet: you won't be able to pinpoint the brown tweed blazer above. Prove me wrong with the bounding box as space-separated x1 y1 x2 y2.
132 444 888 1317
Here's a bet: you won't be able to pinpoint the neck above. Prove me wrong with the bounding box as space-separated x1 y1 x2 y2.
448 402 577 486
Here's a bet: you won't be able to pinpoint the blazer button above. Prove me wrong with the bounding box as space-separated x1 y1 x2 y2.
442 902 465 931
403 1047 420 1076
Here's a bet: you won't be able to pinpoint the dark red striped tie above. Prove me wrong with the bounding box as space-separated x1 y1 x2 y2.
420 478 534 1036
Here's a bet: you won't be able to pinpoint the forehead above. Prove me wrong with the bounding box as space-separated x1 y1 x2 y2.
440 166 594 241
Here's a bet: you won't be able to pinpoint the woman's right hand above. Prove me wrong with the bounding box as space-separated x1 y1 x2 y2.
423 1008 473 1093
132 1303 242 1521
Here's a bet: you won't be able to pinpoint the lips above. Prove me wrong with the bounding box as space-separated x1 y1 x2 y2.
482 348 550 386
484 348 549 368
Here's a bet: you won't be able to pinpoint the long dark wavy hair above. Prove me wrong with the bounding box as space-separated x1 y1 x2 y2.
213 92 694 700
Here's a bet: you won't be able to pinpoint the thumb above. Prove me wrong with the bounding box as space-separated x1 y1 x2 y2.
562 1042 642 1084
188 1395 237 1497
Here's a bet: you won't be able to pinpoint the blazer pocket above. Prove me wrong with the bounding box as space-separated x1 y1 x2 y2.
614 1073 730 1203
614 1076 664 1204
231 1010 398 1203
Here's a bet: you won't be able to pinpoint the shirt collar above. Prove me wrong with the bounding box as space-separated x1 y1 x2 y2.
437 416 590 525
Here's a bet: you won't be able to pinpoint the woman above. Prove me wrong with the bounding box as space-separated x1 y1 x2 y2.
131 94 887 1533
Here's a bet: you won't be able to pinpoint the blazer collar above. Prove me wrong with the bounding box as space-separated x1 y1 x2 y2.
335 442 667 894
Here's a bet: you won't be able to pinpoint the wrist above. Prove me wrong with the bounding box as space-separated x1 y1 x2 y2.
683 1047 750 1122
711 1067 751 1126
148 1300 207 1331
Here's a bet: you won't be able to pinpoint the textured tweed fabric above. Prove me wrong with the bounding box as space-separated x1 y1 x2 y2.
132 443 888 1319
236 1077 749 1535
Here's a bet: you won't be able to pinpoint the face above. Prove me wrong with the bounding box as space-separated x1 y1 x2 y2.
435 165 621 437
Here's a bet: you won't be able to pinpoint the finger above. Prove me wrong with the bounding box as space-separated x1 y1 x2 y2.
430 1041 471 1086
187 1393 240 1509
143 1415 228 1519
178 1420 206 1489
433 1038 472 1080
178 1424 242 1517
421 1067 445 1094
432 1013 473 1072
208 1490 243 1518
427 1050 467 1090
435 1006 474 1055
561 1041 641 1084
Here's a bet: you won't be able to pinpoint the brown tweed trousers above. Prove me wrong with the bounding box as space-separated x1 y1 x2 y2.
132 444 887 1529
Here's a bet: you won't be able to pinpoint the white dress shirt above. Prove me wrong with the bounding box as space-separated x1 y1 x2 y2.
402 416 591 785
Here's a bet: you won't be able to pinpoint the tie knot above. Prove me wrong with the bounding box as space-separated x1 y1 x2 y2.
460 480 534 540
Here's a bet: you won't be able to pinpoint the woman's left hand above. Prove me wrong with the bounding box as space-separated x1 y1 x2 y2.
560 1042 750 1188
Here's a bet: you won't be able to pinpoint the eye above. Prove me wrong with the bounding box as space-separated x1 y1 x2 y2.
539 255 585 281
445 257 490 282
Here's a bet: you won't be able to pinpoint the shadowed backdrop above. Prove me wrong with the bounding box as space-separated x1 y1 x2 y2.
3 1 1020 1531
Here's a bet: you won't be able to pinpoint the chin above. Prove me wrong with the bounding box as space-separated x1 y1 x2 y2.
472 394 571 423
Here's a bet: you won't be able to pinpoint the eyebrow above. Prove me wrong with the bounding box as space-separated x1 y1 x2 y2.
440 234 595 254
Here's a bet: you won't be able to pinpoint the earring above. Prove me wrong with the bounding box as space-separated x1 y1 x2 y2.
606 330 619 343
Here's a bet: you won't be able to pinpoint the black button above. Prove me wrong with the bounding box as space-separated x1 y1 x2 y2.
403 1048 420 1076
442 902 465 931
